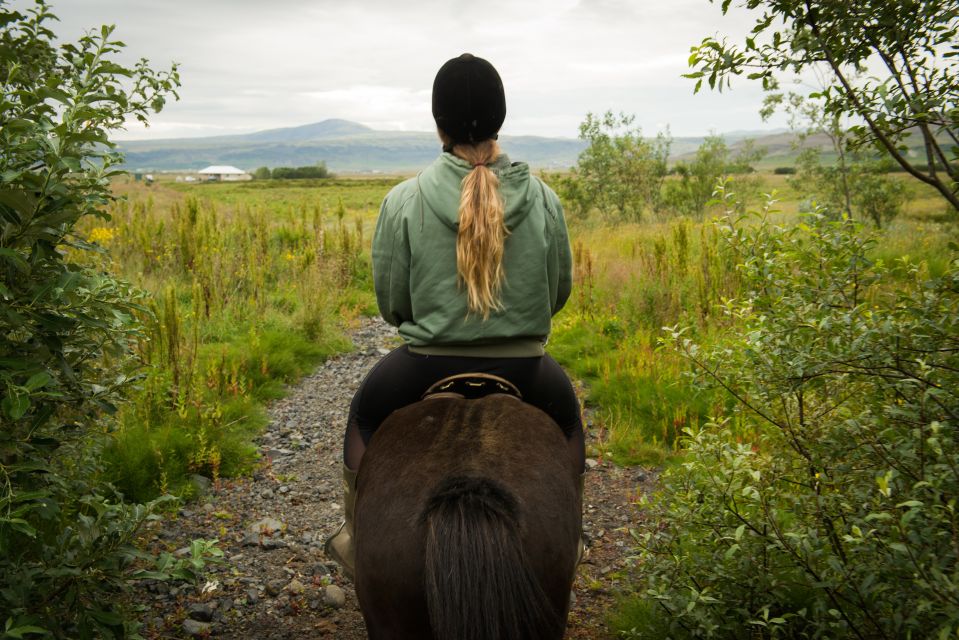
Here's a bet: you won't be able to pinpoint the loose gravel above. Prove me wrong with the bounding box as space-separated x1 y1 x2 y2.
134 317 658 639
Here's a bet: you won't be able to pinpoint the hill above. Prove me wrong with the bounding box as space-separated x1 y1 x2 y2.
117 120 588 173
673 129 943 170
116 119 809 173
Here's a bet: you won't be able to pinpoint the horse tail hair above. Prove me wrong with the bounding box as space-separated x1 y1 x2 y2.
423 476 561 640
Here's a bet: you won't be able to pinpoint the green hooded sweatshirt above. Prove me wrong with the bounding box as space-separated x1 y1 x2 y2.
372 152 572 356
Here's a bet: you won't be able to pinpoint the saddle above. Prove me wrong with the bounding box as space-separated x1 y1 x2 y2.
421 372 522 401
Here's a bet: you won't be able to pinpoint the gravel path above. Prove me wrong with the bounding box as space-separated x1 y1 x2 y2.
135 317 657 639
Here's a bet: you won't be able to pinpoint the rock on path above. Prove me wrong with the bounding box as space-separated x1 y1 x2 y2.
134 317 656 639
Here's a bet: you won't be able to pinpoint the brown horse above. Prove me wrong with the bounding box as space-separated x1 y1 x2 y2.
353 394 582 640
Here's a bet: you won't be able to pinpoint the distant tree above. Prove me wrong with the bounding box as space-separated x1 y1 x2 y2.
771 91 857 216
253 166 271 180
546 170 590 219
850 160 907 229
686 0 959 212
775 92 906 227
270 162 330 180
567 111 671 222
664 135 766 217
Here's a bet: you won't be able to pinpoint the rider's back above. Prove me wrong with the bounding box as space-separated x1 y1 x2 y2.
373 152 572 354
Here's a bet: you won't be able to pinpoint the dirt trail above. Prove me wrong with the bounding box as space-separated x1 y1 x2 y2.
135 317 655 639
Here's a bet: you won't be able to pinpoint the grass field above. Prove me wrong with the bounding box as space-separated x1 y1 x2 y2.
88 171 956 497
84 176 395 499
552 172 957 464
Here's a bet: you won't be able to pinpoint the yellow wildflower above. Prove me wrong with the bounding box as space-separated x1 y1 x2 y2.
88 227 115 245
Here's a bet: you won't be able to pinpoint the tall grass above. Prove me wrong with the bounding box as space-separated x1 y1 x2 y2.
549 214 742 464
85 173 955 495
547 173 957 465
80 178 389 500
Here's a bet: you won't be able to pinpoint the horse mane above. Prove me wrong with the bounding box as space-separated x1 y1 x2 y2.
421 475 561 640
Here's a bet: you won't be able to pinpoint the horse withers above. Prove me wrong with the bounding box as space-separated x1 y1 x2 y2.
353 393 582 640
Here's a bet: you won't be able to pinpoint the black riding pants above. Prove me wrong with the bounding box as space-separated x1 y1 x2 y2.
344 345 585 472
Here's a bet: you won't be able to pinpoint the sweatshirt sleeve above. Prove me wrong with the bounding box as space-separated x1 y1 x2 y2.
372 192 413 327
543 183 573 315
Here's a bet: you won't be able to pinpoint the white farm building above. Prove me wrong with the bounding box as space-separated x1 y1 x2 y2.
197 165 251 181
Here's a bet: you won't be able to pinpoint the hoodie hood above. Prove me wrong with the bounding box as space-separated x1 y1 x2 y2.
417 152 537 232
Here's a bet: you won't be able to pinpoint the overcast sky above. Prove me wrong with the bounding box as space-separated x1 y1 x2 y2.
38 0 793 141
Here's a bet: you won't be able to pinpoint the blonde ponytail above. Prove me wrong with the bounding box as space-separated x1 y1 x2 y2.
450 138 508 319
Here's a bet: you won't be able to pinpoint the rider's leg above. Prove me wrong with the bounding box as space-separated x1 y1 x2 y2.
326 413 367 578
348 345 452 448
343 415 366 472
330 347 416 579
508 354 586 473
324 462 358 580
529 355 588 565
343 345 432 469
329 345 445 577
567 420 586 473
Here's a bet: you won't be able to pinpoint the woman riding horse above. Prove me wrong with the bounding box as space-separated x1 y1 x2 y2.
325 53 585 578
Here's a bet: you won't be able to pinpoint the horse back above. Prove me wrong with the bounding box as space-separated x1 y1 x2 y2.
353 395 581 639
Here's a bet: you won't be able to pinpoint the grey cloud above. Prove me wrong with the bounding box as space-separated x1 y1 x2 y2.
24 0 787 140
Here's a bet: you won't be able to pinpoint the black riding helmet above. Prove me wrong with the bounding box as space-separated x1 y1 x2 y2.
432 53 506 145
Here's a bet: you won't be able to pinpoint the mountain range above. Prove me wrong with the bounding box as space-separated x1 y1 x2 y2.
116 119 797 174
116 119 583 173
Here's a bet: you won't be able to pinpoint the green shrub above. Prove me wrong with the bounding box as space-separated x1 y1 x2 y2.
271 163 331 180
563 111 671 222
851 160 908 229
663 137 766 218
0 4 219 636
626 196 959 638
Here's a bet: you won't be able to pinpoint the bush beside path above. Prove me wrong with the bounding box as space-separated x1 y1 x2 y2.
132 316 653 639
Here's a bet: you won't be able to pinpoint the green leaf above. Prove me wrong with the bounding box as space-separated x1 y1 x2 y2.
2 393 30 420
7 460 51 474
0 189 36 221
896 500 923 508
0 248 29 273
24 372 52 392
4 517 38 538
3 625 50 638
88 609 123 626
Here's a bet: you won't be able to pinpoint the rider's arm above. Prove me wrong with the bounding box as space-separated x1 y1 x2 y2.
543 185 573 316
372 193 413 327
